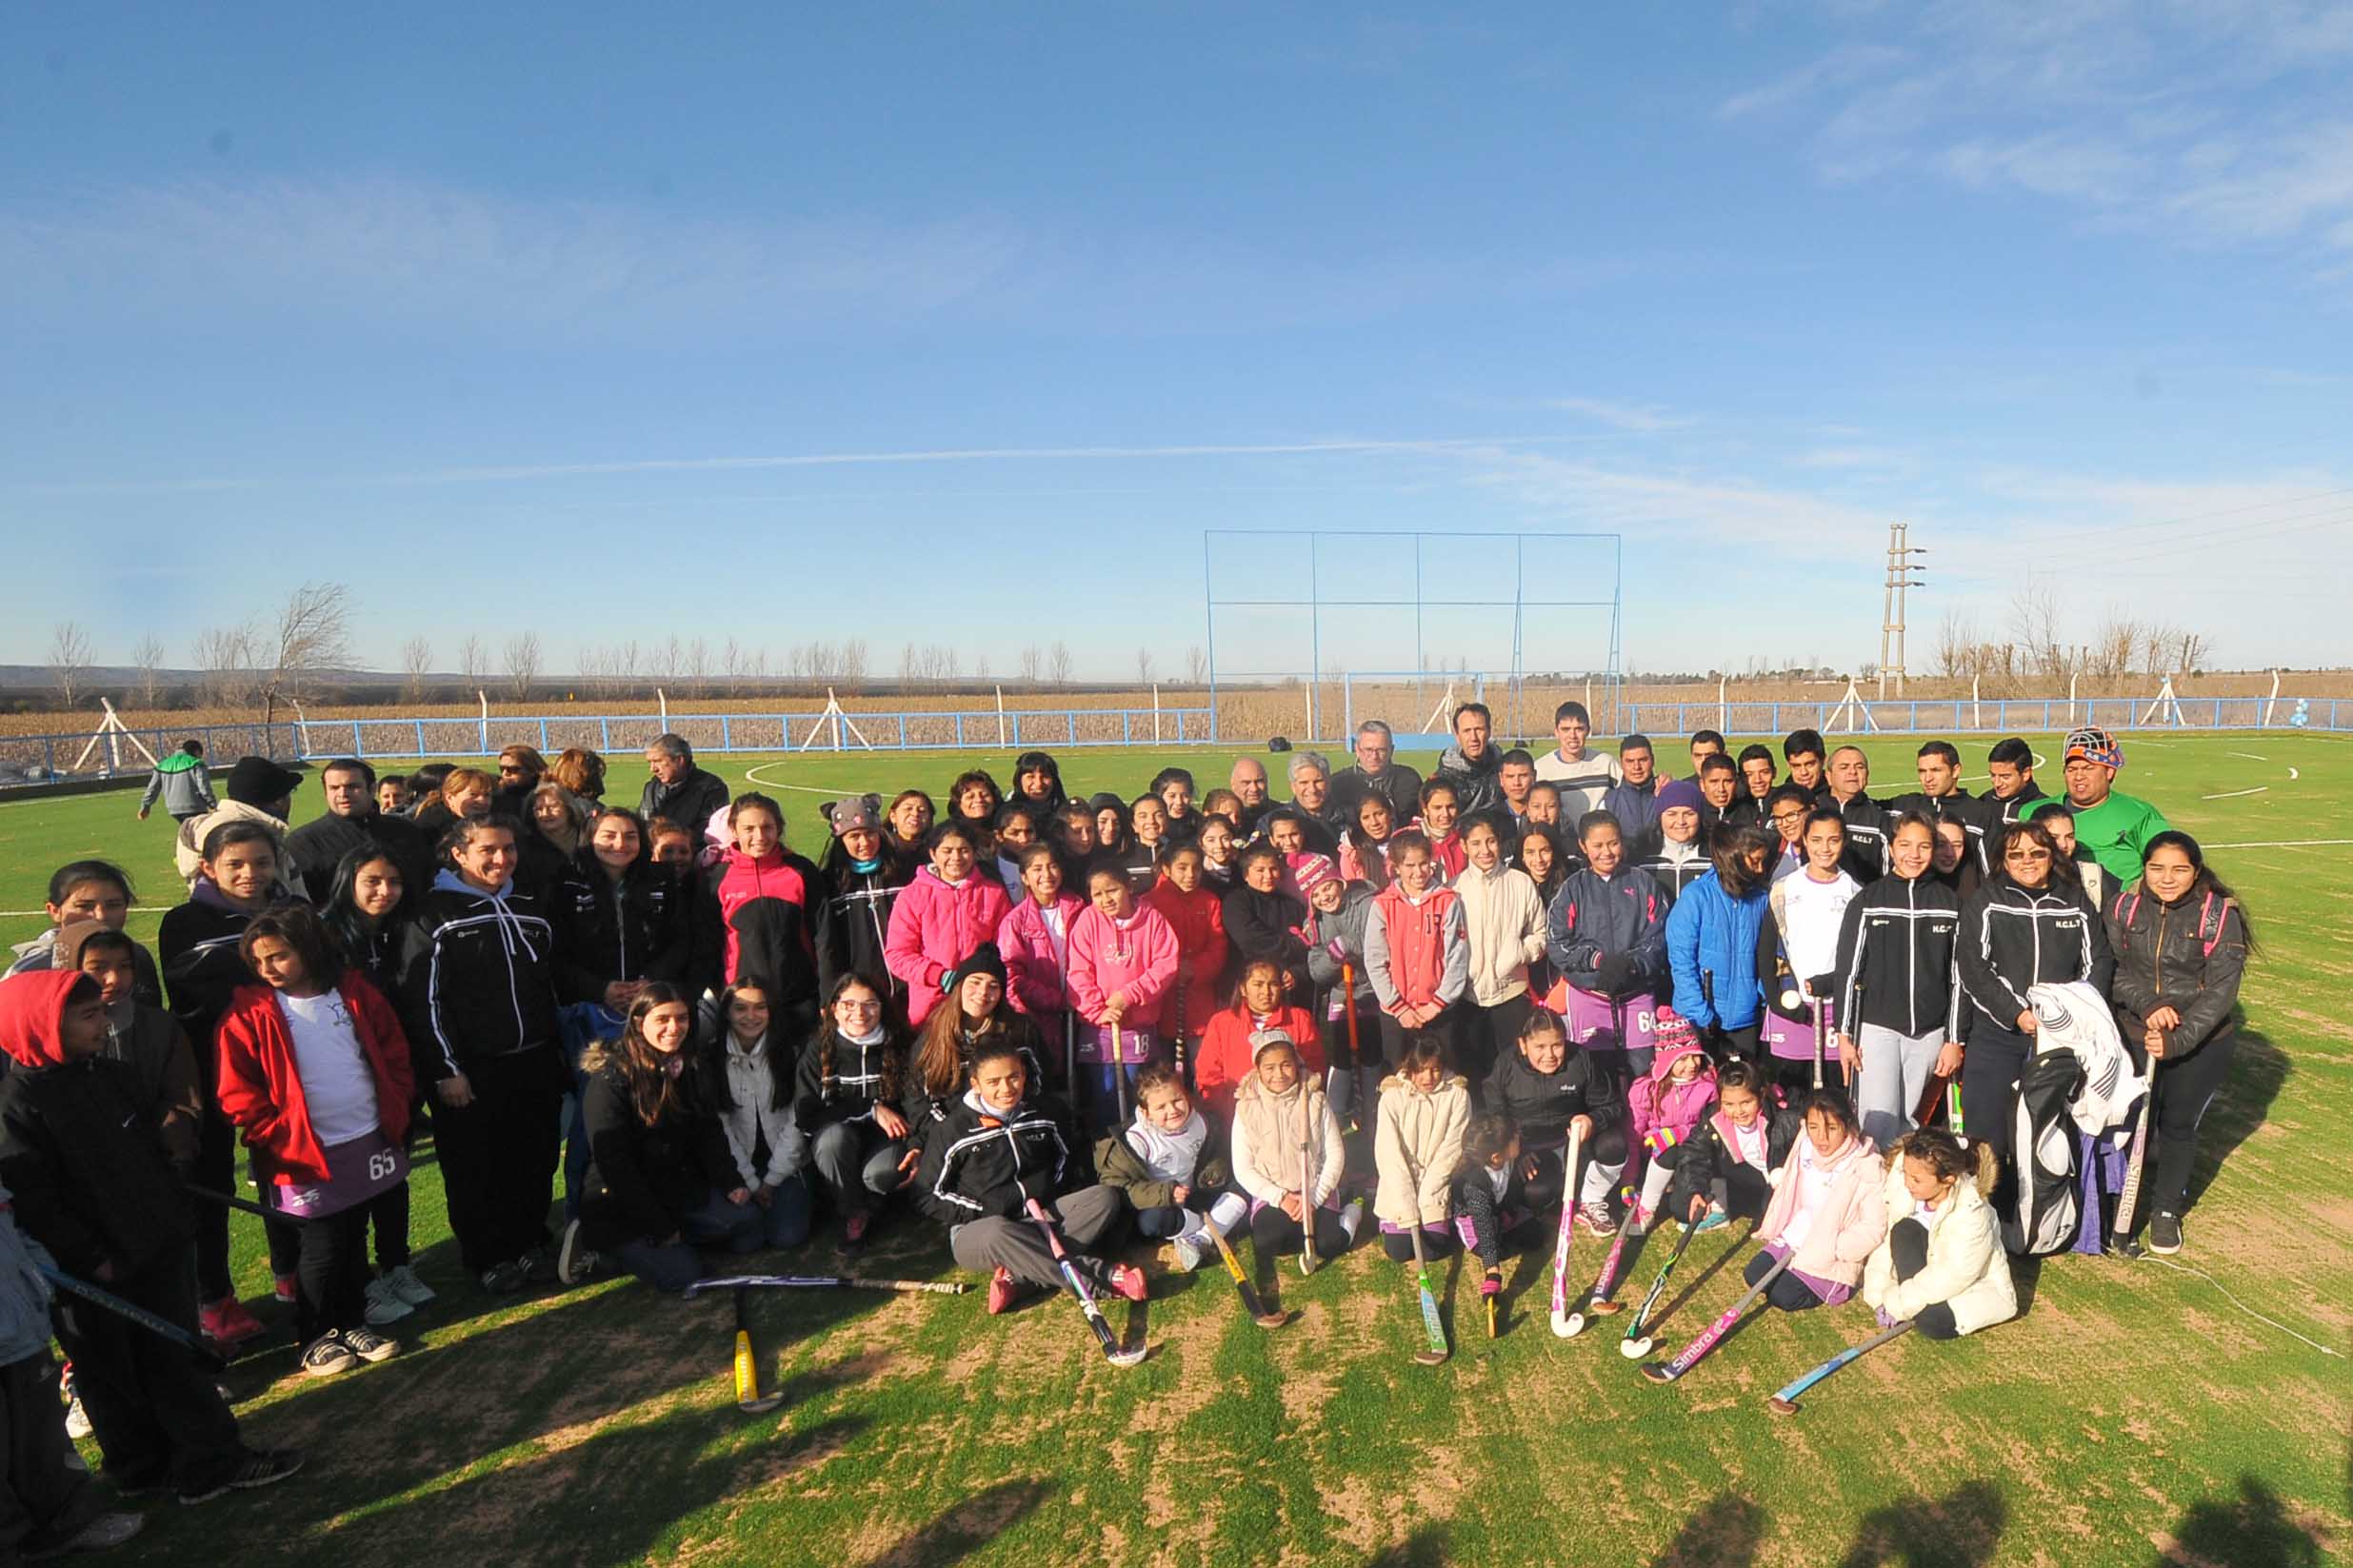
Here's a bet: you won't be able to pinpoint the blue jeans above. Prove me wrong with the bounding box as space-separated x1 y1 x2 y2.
614 1187 764 1295
559 1002 623 1222
752 1174 813 1249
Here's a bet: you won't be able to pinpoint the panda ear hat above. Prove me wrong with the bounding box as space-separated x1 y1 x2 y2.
823 794 884 838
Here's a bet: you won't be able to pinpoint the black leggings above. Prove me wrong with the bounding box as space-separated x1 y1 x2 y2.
1960 1026 2032 1214
1889 1218 1960 1340
1380 1225 1460 1263
1744 1249 1825 1313
2146 1029 2239 1221
1249 1203 1352 1260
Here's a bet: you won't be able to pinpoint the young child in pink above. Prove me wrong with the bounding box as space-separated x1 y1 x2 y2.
1067 866 1180 1124
1619 1010 1718 1235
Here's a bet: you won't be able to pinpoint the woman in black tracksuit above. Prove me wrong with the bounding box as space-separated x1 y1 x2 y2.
1833 811 1964 1149
1952 817 2113 1210
2103 831 2251 1257
548 807 692 1015
398 817 568 1293
1482 1008 1626 1216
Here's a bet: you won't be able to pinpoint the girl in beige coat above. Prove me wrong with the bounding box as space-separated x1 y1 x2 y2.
1452 818 1547 1085
1863 1128 2018 1339
1373 1036 1471 1262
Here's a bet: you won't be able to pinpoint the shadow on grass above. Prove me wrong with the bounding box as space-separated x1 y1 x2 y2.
1650 1492 1765 1568
2151 1475 2332 1568
1366 1523 1453 1567
863 1477 1055 1568
1834 1479 2004 1566
2185 1024 2288 1212
1643 1225 1755 1340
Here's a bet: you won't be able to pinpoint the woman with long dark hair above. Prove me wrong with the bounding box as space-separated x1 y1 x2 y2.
2104 831 2253 1256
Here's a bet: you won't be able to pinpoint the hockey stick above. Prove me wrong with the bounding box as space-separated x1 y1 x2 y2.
1209 1227 1286 1329
1024 1198 1146 1367
1111 1022 1129 1129
2110 1051 2161 1246
1618 1215 1701 1360
1766 1319 1912 1415
184 1184 315 1224
1810 994 1825 1092
1641 1246 1790 1383
1063 1007 1078 1112
683 1275 970 1298
731 1286 785 1414
1340 962 1363 1130
1564 1190 1642 1339
1400 1175 1450 1366
1299 1091 1321 1277
1545 1125 1588 1337
39 1266 228 1372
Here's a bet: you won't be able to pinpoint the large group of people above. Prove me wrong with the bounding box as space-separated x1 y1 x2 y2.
0 711 2252 1546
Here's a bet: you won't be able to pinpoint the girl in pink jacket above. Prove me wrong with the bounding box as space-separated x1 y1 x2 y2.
1745 1090 1885 1312
1624 1012 1719 1230
1067 865 1180 1121
994 844 1086 1077
885 824 1013 1029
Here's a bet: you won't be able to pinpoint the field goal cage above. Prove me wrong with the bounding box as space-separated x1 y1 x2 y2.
1201 528 1624 745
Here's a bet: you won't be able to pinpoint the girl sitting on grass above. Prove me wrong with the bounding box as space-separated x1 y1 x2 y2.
1372 1036 1470 1263
1230 1030 1363 1273
1861 1127 2015 1340
1094 1064 1245 1273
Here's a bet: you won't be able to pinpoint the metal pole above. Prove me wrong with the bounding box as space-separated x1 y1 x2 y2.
1202 532 1221 744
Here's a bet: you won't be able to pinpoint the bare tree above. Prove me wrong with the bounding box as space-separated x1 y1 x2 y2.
841 638 868 686
685 637 710 699
2085 614 2143 683
1018 645 1044 685
1186 645 1207 684
457 635 490 691
1136 647 1156 685
401 636 434 705
975 652 990 681
899 642 921 683
129 632 167 710
2172 628 2210 674
2007 586 2072 684
721 638 748 695
505 632 542 701
191 625 257 708
1047 641 1073 685
255 582 351 728
1932 610 1976 680
47 623 93 711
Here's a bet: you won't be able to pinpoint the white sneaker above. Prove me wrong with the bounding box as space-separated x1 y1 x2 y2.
364 1277 415 1326
381 1263 437 1306
1169 1235 1205 1273
65 1394 90 1441
556 1219 599 1285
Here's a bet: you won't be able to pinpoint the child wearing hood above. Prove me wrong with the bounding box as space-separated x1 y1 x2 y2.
1371 1037 1471 1262
1093 1066 1246 1272
1302 859 1381 1130
0 971 304 1503
912 1039 1144 1317
1621 1012 1719 1236
1861 1127 2016 1339
1633 779 1712 899
1229 1030 1365 1273
52 922 201 1169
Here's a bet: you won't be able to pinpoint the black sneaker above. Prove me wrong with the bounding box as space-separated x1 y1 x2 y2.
340 1325 398 1364
298 1332 356 1379
2148 1212 2184 1255
519 1245 558 1284
179 1448 305 1506
479 1260 528 1295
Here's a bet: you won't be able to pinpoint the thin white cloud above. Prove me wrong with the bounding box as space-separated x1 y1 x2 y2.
1716 43 1910 120
1545 397 1697 433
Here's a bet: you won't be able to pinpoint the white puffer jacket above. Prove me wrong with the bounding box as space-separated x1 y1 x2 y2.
1451 862 1546 1006
1862 1156 2019 1336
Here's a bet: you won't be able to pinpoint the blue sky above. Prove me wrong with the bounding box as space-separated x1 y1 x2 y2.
5 3 2350 683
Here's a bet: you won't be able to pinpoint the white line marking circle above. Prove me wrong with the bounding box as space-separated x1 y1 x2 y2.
2203 786 2269 800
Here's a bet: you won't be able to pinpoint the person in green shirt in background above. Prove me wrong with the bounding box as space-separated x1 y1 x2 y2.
2051 727 2169 888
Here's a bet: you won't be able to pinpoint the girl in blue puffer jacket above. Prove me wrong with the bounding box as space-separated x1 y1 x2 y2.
1664 825 1773 1062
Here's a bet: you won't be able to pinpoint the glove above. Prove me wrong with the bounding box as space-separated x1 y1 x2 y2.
1595 950 1643 997
1643 1125 1684 1157
1480 1268 1503 1299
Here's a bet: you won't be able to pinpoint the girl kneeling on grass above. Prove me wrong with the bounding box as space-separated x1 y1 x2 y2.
214 905 415 1377
1666 1060 1799 1232
1861 1127 2015 1340
1744 1092 1884 1315
1372 1036 1470 1263
913 1039 1144 1316
1095 1065 1246 1273
567 985 762 1293
703 982 812 1252
1231 1030 1364 1272
1453 1113 1537 1306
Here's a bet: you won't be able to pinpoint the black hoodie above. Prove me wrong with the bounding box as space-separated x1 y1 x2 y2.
1953 873 2113 1040
549 857 692 1004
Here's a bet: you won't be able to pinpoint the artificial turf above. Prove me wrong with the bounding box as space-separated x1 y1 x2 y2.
0 733 2344 1566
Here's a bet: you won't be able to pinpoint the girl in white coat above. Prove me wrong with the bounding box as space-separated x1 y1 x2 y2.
1862 1127 2017 1340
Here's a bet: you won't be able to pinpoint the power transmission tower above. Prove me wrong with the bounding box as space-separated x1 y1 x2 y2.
1878 523 1928 696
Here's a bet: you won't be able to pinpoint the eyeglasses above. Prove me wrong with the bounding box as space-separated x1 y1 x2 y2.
1771 810 1806 824
835 998 883 1014
2004 847 2053 862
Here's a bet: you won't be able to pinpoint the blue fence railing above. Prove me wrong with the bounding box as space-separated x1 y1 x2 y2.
0 695 2341 784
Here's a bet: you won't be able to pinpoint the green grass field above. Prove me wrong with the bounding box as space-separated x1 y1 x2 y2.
3 735 2347 1567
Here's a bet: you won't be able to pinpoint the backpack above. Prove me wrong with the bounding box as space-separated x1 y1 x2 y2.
2004 1043 2084 1257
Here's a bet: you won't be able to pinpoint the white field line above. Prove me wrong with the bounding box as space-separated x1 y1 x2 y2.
2201 839 2353 850
740 764 862 795
2227 751 2269 762
2203 786 2269 800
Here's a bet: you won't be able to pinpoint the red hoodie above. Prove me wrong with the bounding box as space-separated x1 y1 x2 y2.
213 975 415 1185
0 970 82 1069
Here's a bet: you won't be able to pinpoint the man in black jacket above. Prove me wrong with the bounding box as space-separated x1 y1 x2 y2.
1886 741 1983 866
283 758 430 903
1328 720 1423 826
1825 745 1887 884
638 735 730 843
1434 703 1506 819
0 972 301 1503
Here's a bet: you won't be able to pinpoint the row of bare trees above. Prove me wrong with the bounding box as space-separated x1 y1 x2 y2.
1934 592 2213 687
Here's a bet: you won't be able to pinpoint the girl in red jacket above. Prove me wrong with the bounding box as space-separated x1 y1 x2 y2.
1144 843 1228 1077
215 905 415 1378
1194 958 1326 1121
1412 782 1467 883
885 823 1014 1030
1365 831 1470 1082
1067 867 1180 1127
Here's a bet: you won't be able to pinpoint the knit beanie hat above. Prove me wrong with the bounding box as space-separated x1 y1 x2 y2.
945 943 1007 997
1649 1007 1700 1062
1249 1025 1297 1061
1293 853 1341 897
1656 778 1705 816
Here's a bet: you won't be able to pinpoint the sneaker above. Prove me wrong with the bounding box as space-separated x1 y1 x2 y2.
1107 1264 1148 1304
363 1277 415 1326
1692 1205 1729 1235
1169 1235 1205 1273
556 1220 597 1286
179 1448 305 1506
519 1246 558 1284
2148 1211 2184 1255
197 1298 265 1347
381 1264 437 1306
986 1266 1019 1316
341 1325 398 1364
299 1334 356 1379
479 1260 528 1295
271 1273 297 1304
64 1394 90 1441
1578 1201 1619 1237
844 1211 871 1246
28 1509 145 1558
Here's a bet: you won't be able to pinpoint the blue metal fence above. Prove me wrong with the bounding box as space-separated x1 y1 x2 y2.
0 695 2342 784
